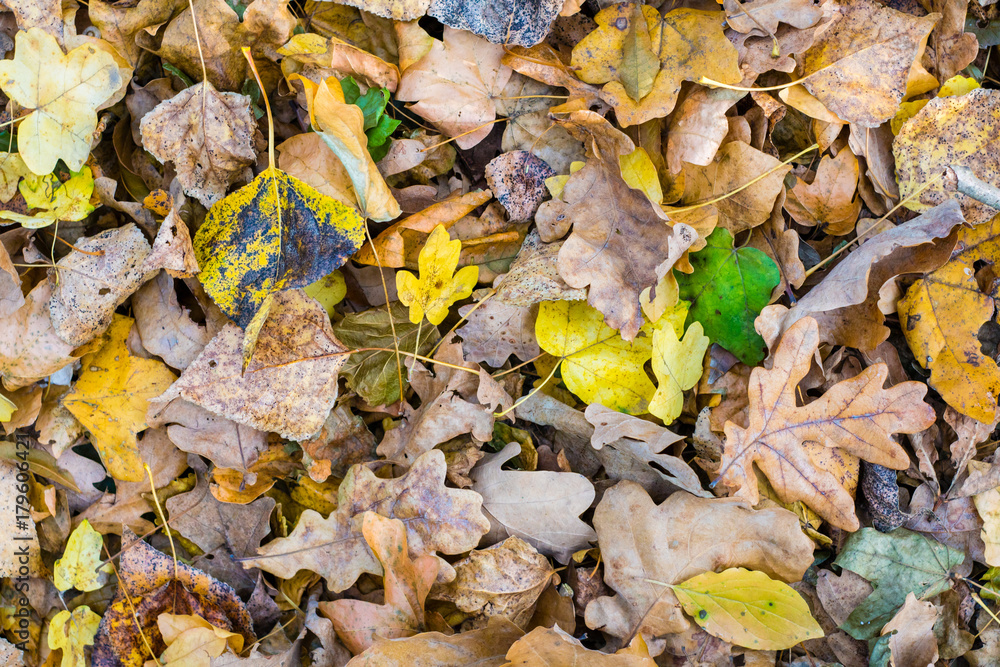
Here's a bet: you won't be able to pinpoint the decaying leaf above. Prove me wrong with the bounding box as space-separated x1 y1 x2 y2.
720 317 935 530
503 625 656 665
0 280 79 390
345 616 524 666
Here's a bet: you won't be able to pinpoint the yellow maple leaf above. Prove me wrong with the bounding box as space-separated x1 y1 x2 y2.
649 307 709 425
396 224 478 325
54 520 111 592
0 29 124 175
0 166 95 229
49 606 101 667
62 315 177 482
0 393 15 422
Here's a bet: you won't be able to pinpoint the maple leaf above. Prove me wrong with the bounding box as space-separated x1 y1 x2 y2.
319 513 440 654
397 225 479 325
571 5 741 126
396 27 513 149
719 317 935 531
649 316 709 425
54 520 111 592
62 315 177 483
0 167 95 229
49 606 101 667
139 81 257 208
783 149 862 236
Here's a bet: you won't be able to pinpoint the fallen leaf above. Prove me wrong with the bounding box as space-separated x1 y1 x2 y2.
62 315 177 482
895 87 1000 224
279 33 400 93
491 230 587 307
91 528 256 667
430 536 555 628
428 0 562 47
458 299 540 368
879 593 940 667
277 132 357 207
472 441 596 562
0 28 124 174
345 616 524 666
0 460 43 576
723 0 824 34
147 398 267 473
48 223 152 347
243 449 489 592
143 207 200 278
585 405 709 498
834 527 962 640
485 151 555 222
783 149 862 235
49 606 101 667
680 141 790 234
665 84 747 174
89 0 185 67
193 160 366 332
396 27 512 149
319 513 440 654
0 166 96 229
53 519 110 592
571 5 741 126
133 270 212 371
152 289 346 441
583 482 814 654
671 567 824 649
328 0 430 20
796 0 939 127
139 81 257 207
154 614 245 666
676 228 780 366
649 316 709 425
502 625 656 666
397 225 479 325
166 475 275 557
974 484 1000 566
720 317 935 530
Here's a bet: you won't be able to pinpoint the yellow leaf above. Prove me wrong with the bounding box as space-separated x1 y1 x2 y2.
304 270 347 318
649 312 709 425
0 167 95 229
571 5 741 126
298 75 401 222
48 606 101 667
0 393 15 422
54 520 111 592
62 315 177 482
0 29 124 174
396 224 478 325
891 74 980 134
671 567 824 650
193 165 366 331
0 152 31 203
156 614 244 666
535 299 654 414
973 480 1000 567
619 147 662 206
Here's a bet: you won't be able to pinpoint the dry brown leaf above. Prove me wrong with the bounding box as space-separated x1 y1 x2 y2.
89 0 186 66
280 33 400 92
0 384 41 435
504 625 656 666
345 616 524 667
665 84 746 174
584 481 814 655
0 280 79 390
485 151 555 222
0 460 43 577
681 141 789 234
166 475 275 557
396 27 512 149
881 593 940 667
142 207 200 279
152 289 345 441
0 239 22 317
537 155 696 341
147 398 267 474
75 428 186 535
277 132 357 207
243 449 489 592
430 537 555 629
140 82 256 207
300 404 378 481
492 230 587 307
746 189 806 292
783 149 862 235
458 299 539 368
758 200 963 351
133 270 211 371
796 0 939 127
472 442 597 562
924 0 978 82
48 223 152 347
720 317 936 530
723 0 824 34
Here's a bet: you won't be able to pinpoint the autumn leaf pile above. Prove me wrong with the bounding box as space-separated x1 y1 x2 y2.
6 0 1000 665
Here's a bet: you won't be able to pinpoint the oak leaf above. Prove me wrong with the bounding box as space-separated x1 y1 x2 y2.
0 28 124 174
719 317 936 530
796 0 939 127
165 475 275 558
151 290 347 441
396 27 512 149
584 482 814 655
783 149 862 235
571 5 741 126
536 155 697 340
503 626 656 666
320 513 440 655
649 316 709 425
243 449 489 592
458 299 540 368
472 442 596 562
62 315 177 483
147 398 267 474
139 82 257 208
345 616 524 666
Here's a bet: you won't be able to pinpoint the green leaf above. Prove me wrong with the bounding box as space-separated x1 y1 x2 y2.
340 76 362 105
193 166 366 330
368 114 401 150
332 302 441 406
672 568 824 650
676 227 780 365
834 528 963 640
